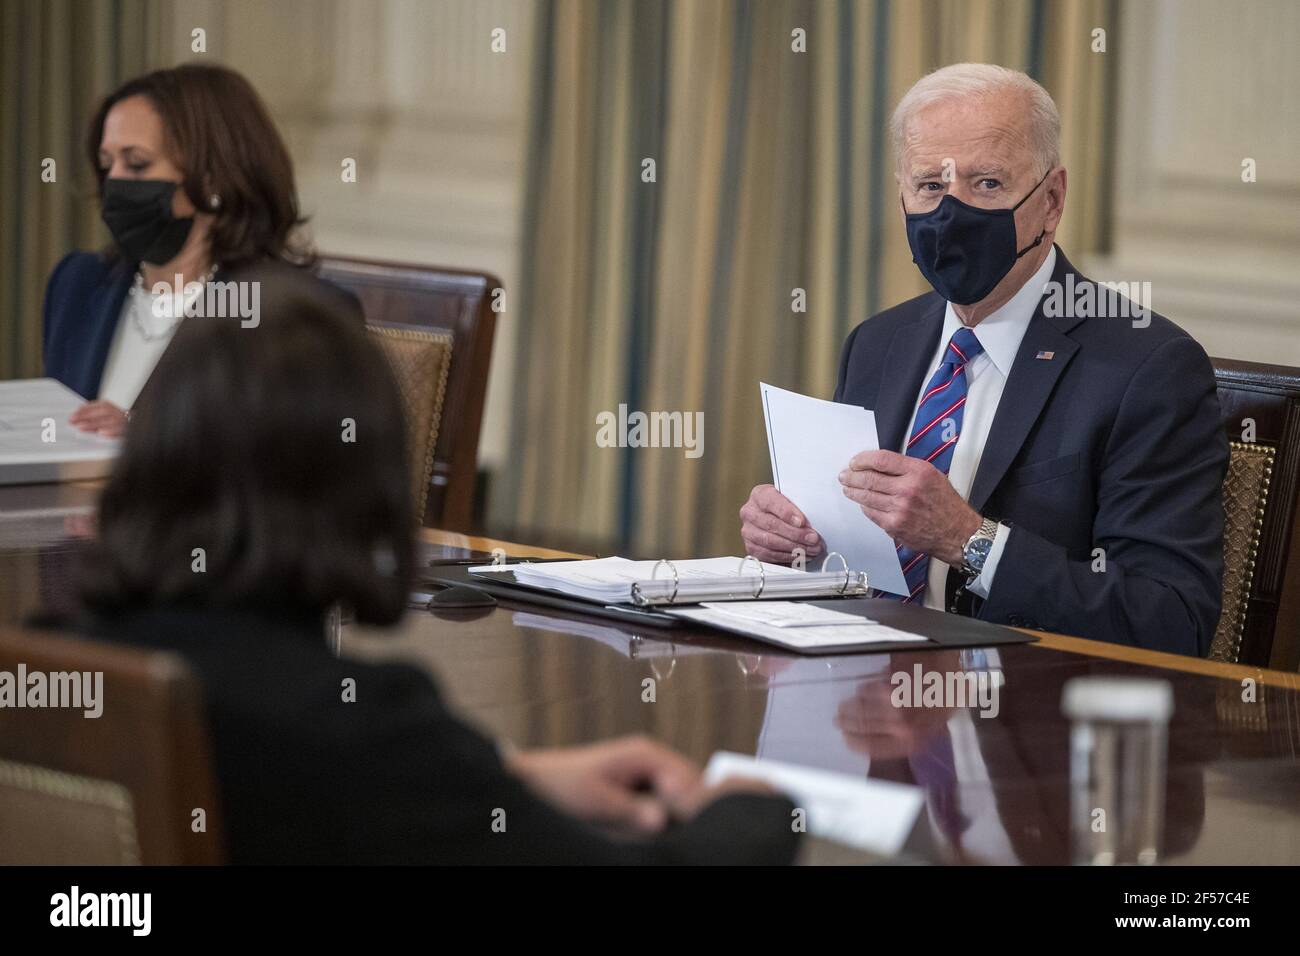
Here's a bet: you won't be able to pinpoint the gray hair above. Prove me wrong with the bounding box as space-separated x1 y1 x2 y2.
890 63 1061 179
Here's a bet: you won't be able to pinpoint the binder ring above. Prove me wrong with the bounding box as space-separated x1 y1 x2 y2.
820 551 852 594
650 654 677 681
643 558 679 605
737 555 766 598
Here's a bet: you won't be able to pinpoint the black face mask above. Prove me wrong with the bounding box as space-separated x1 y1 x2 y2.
903 171 1050 305
100 178 194 266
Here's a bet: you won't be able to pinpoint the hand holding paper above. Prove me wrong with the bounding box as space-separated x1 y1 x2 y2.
705 751 923 856
838 448 982 569
760 383 908 595
739 483 825 562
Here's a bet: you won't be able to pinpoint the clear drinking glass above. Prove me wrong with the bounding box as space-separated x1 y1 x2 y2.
1061 677 1174 865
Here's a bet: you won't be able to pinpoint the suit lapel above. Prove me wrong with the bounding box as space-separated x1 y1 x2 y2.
85 263 133 399
874 297 944 454
967 249 1084 514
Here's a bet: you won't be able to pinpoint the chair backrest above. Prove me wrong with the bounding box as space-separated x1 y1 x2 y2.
0 627 224 864
1211 359 1300 669
317 255 499 530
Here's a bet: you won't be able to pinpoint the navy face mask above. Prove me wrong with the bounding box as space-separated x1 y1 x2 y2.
100 178 194 266
903 170 1050 305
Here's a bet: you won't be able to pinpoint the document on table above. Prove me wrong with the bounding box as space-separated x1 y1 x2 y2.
705 751 924 856
760 383 908 595
668 602 926 650
0 379 119 485
699 600 870 627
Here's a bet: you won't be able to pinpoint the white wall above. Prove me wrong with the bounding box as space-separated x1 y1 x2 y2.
1084 0 1300 365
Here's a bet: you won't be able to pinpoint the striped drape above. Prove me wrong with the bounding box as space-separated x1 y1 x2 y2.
496 0 1116 558
0 0 162 380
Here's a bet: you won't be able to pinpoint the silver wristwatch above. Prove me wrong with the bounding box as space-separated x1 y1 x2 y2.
958 517 1000 580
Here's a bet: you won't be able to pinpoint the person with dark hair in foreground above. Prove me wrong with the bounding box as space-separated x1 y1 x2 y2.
63 276 798 864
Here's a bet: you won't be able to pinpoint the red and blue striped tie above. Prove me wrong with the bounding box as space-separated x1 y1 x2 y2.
894 326 983 604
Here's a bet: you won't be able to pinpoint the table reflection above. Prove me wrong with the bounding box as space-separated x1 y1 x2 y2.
1 485 1295 865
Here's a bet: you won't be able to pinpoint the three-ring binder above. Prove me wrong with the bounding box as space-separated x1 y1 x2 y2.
628 552 869 607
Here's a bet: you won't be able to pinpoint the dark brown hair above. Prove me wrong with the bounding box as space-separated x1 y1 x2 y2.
86 63 311 269
80 271 414 625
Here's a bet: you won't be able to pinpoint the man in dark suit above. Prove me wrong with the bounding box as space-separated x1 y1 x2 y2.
740 63 1227 656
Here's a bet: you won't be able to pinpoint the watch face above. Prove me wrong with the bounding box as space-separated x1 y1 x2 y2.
966 537 993 569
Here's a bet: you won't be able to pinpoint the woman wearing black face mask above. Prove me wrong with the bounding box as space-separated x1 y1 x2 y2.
42 63 361 436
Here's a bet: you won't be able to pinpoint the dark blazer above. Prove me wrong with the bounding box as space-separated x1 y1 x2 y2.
42 252 364 400
834 247 1228 656
74 606 799 865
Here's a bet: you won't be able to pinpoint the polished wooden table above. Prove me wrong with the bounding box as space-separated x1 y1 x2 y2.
3 482 1298 865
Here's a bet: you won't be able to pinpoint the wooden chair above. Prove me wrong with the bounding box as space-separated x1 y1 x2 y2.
1211 359 1300 669
0 627 224 864
317 256 500 530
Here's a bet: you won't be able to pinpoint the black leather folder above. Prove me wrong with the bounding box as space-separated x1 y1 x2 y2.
420 562 1038 655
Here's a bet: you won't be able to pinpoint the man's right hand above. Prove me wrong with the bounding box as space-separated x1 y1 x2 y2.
739 484 824 564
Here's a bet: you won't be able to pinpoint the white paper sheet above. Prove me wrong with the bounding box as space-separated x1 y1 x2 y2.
0 379 119 485
705 751 924 856
760 382 908 595
699 600 873 627
667 605 927 649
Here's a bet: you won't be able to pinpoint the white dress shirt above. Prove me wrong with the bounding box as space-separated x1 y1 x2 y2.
900 246 1056 611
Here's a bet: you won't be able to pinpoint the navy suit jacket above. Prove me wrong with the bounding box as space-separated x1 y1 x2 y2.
43 251 363 399
833 247 1228 656
42 252 134 399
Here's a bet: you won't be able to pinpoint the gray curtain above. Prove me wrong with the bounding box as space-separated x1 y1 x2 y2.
495 0 1118 558
0 0 162 379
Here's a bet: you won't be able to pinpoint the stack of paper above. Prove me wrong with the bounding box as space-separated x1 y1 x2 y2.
668 600 927 650
761 382 908 595
0 379 119 485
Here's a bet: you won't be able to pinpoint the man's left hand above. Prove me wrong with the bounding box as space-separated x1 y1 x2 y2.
838 449 981 566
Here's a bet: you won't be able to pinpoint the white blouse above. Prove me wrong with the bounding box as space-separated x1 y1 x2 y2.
97 279 202 409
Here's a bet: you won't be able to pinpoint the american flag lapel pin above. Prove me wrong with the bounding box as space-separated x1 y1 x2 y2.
1035 350 1055 360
